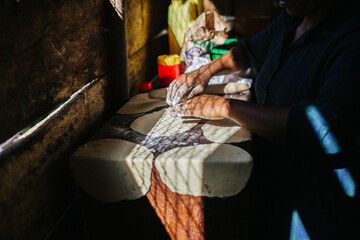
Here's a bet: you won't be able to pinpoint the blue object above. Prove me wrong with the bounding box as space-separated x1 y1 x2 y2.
334 168 356 198
305 105 341 155
289 210 311 240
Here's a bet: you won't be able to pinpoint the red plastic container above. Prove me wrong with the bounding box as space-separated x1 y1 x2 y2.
157 54 180 87
137 81 152 92
158 64 180 87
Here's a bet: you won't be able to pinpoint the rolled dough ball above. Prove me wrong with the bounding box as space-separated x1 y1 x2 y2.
131 109 201 136
202 119 251 143
117 93 167 114
155 143 252 197
70 139 154 202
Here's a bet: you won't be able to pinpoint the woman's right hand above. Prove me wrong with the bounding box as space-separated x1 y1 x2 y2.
166 64 213 106
167 46 245 105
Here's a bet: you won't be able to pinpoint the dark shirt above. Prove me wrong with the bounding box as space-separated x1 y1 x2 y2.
239 10 360 239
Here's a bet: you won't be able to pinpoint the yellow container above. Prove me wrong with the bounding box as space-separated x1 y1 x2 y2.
157 54 181 66
168 0 203 54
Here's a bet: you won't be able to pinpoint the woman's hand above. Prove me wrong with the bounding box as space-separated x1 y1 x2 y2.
169 94 230 120
166 65 213 106
166 46 246 106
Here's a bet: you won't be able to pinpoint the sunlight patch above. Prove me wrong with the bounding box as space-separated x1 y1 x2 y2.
289 210 310 240
334 168 356 198
305 105 340 154
109 0 124 20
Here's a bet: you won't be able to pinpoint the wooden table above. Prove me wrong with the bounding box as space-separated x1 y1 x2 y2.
70 92 253 239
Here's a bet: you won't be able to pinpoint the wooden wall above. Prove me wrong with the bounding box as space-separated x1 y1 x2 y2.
125 0 169 96
0 0 124 239
0 0 108 143
0 78 109 240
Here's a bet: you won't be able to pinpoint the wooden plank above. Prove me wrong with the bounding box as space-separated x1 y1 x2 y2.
127 33 168 96
125 0 169 95
0 77 109 240
0 1 130 238
0 0 108 143
125 0 169 57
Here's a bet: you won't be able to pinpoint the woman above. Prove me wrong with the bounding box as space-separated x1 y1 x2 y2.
167 0 360 238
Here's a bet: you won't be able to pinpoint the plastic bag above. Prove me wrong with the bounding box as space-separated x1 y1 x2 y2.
185 56 253 87
180 11 229 68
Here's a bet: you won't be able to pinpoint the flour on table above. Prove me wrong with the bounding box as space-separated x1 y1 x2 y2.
155 143 252 197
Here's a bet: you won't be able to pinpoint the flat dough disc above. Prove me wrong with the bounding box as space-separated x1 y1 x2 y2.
130 109 166 135
202 119 251 143
131 109 201 136
117 93 167 114
155 143 252 197
69 139 154 202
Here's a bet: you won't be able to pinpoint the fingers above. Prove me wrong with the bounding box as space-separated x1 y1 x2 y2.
187 84 205 100
172 83 188 106
166 76 187 105
166 69 209 105
169 104 184 118
167 81 205 106
169 101 192 118
166 80 177 105
169 95 228 120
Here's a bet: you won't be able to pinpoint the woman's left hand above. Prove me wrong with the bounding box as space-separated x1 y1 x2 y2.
169 94 230 120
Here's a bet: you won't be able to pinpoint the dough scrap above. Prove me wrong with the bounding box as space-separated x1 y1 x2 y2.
155 143 252 197
70 139 153 202
117 93 167 114
131 109 201 136
202 119 251 143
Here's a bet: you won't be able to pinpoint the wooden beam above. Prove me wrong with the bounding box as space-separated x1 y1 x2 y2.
0 77 110 240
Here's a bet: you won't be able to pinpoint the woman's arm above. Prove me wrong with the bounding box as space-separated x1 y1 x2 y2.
227 99 289 142
170 95 289 142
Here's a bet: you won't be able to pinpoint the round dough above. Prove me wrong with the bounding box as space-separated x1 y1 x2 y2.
130 109 166 135
131 109 201 136
202 119 251 143
69 139 154 202
155 143 252 197
117 93 167 114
